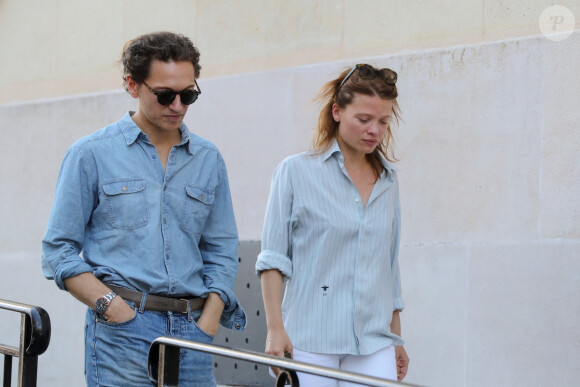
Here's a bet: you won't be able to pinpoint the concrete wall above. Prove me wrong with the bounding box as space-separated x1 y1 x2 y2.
1 0 579 104
1 31 578 386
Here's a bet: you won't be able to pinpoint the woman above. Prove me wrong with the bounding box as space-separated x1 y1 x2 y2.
256 64 409 386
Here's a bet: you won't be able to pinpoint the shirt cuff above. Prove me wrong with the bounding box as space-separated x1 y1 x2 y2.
53 256 94 290
256 250 293 279
206 282 235 312
393 297 405 312
205 280 247 331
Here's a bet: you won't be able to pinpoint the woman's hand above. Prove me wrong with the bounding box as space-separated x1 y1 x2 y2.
395 345 409 381
260 269 292 375
265 326 293 376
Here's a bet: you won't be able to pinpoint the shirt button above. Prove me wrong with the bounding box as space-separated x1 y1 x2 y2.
200 194 204 200
355 198 360 202
235 323 241 329
123 186 128 191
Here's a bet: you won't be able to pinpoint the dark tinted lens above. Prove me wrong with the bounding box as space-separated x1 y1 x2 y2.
356 64 374 78
381 69 397 85
157 91 177 106
355 64 397 85
180 90 199 105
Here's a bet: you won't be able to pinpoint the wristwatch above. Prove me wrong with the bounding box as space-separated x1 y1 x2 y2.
95 291 117 315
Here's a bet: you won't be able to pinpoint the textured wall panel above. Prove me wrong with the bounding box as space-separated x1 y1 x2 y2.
214 241 271 386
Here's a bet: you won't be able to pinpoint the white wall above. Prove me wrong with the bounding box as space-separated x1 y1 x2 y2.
1 0 578 105
1 32 579 386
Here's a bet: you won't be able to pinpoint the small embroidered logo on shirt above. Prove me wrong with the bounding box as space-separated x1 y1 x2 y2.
322 285 329 296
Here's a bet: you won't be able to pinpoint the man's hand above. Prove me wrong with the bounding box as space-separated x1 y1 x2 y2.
103 297 135 323
196 293 224 336
64 272 135 323
196 316 219 336
395 345 409 381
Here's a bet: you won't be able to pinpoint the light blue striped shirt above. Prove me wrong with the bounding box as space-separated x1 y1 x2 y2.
256 140 404 355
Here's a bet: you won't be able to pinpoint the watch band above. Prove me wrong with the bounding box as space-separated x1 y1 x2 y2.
95 291 117 314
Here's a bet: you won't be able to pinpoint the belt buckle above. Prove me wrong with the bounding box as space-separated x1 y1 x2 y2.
179 298 190 314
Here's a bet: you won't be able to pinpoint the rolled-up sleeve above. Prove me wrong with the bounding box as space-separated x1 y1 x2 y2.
41 145 95 290
256 160 294 279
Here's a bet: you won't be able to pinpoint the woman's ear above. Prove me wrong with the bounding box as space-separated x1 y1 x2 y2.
331 103 341 123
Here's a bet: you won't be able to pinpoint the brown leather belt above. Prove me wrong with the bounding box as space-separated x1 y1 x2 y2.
108 285 205 313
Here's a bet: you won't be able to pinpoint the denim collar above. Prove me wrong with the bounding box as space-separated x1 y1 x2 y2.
119 112 193 155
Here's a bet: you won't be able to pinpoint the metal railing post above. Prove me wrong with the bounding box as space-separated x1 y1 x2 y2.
3 355 12 387
0 299 51 387
149 340 180 387
18 314 37 387
148 337 423 387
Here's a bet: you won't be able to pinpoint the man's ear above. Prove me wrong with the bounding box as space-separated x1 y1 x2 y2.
331 103 341 123
126 75 140 98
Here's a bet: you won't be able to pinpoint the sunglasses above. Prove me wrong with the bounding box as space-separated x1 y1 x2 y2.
336 64 397 94
142 80 201 105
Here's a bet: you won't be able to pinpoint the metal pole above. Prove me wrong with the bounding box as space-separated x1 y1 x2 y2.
18 314 38 387
149 337 423 387
155 343 180 387
157 344 166 387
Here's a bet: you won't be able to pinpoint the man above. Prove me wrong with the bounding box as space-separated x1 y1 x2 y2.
41 31 245 386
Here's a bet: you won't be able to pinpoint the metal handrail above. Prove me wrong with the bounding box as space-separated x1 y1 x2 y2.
0 299 51 387
148 336 423 387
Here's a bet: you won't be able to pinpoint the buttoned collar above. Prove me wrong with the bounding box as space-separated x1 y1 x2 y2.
119 112 193 155
321 139 396 180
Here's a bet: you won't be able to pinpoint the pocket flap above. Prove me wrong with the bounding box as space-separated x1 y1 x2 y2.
103 180 145 196
185 186 214 205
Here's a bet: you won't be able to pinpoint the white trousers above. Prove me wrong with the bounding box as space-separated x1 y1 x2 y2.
292 346 397 387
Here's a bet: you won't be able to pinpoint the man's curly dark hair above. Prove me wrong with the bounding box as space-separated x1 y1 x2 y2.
120 31 201 91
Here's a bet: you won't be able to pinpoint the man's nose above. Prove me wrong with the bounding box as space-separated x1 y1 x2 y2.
169 95 185 109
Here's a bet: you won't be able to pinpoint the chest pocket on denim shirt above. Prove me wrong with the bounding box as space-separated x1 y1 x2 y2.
103 179 149 230
180 185 214 237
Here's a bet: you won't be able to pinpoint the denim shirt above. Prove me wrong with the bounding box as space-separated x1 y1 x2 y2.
256 141 404 354
42 112 246 330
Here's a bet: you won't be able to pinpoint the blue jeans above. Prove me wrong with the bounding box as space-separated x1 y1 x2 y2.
85 300 215 386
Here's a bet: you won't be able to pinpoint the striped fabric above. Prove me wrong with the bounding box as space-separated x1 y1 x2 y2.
256 140 404 355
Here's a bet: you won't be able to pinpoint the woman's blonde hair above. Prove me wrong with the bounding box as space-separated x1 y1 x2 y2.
313 64 401 178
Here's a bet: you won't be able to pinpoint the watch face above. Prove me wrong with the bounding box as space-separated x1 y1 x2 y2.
95 297 109 314
95 292 116 314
